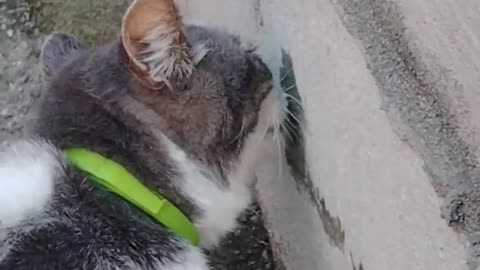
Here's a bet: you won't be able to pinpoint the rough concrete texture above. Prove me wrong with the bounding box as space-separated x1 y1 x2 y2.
332 0 480 268
180 0 480 269
0 0 44 143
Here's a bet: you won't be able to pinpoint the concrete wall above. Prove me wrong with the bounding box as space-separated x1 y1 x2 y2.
180 0 480 269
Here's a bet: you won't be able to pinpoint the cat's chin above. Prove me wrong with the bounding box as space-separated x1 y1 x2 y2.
258 88 288 136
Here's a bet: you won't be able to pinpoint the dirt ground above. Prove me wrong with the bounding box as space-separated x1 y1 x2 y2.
0 0 278 269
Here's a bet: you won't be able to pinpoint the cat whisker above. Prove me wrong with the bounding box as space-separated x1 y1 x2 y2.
283 92 303 107
283 115 302 138
280 123 295 142
282 84 297 93
283 110 298 127
274 122 286 179
283 107 302 125
283 116 303 139
229 117 246 145
280 68 293 83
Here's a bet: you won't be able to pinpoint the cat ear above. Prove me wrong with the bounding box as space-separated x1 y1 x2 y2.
40 32 86 81
121 0 194 90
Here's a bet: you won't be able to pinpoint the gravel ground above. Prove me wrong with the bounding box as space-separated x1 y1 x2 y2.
0 1 278 269
0 1 43 143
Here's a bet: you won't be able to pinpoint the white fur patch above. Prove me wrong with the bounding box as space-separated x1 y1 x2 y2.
162 86 285 249
162 135 250 248
0 140 61 229
95 245 208 270
162 246 209 270
229 84 287 185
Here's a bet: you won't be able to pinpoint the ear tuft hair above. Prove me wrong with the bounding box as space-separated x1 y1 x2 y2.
121 0 194 90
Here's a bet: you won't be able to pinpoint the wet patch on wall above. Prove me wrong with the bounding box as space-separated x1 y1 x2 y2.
332 0 480 267
319 198 346 252
280 50 346 252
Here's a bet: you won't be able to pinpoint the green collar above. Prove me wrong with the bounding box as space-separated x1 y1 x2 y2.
63 148 200 246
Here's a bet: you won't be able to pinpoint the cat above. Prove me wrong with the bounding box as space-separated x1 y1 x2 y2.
0 0 286 269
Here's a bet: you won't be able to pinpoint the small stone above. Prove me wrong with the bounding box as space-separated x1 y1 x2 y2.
6 29 13 37
5 121 13 130
21 75 30 83
30 90 41 99
0 108 8 116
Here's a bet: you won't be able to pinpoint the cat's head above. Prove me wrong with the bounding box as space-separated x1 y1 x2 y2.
40 0 286 174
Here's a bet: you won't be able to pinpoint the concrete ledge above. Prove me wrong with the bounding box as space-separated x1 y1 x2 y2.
181 0 480 269
333 0 480 268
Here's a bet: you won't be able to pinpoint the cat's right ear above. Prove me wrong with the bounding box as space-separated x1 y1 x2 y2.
40 32 86 82
121 0 195 91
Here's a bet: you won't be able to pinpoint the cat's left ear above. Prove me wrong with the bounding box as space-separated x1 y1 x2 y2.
40 32 86 81
121 0 197 90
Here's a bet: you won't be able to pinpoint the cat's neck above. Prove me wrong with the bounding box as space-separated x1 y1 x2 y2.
31 47 199 219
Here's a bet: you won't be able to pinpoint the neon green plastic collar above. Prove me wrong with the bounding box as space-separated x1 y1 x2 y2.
64 148 200 246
